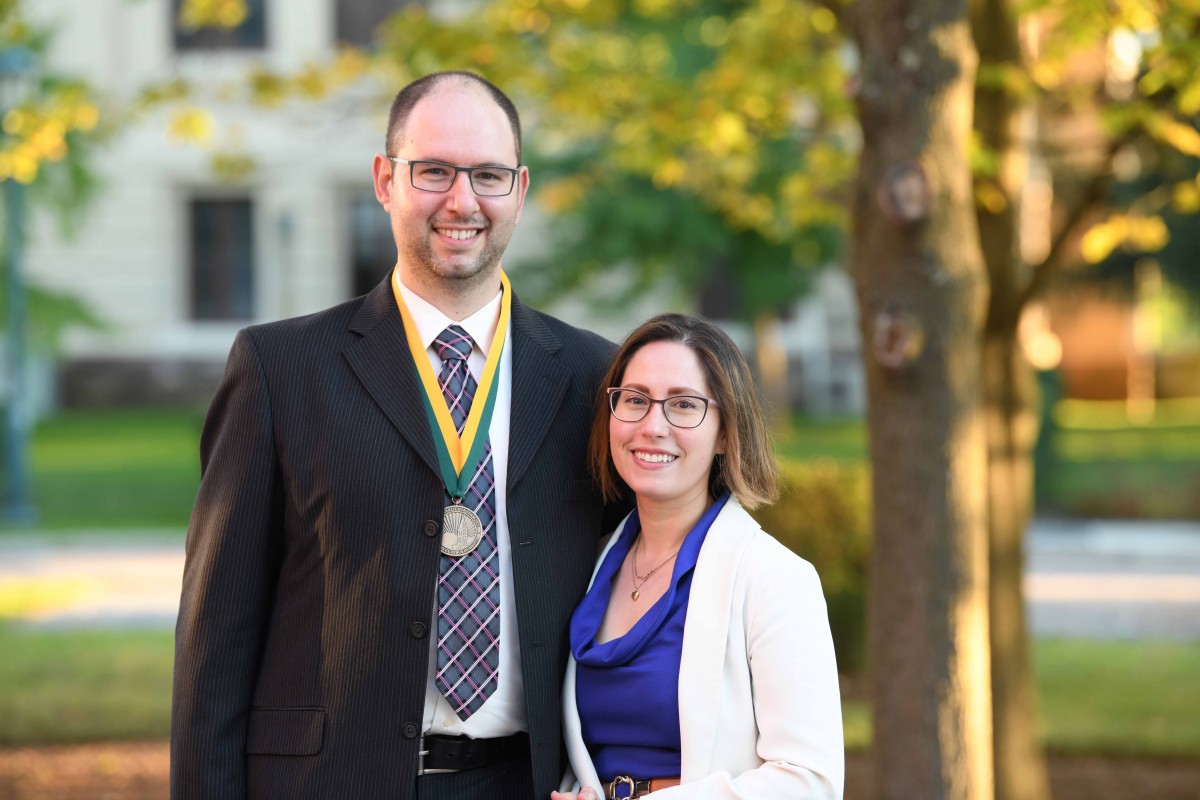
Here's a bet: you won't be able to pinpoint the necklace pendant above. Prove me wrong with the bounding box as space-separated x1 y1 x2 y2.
631 590 640 601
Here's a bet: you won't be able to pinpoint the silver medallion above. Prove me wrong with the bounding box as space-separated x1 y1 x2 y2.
441 503 484 557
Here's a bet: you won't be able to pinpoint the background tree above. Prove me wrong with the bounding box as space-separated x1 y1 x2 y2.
0 0 106 351
970 2 1200 796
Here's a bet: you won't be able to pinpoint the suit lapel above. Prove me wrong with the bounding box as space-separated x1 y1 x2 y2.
508 296 570 489
342 279 440 477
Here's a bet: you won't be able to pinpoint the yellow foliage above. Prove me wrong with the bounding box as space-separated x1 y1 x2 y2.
249 69 287 107
1030 62 1061 91
537 175 592 213
1114 0 1162 31
633 0 680 19
810 8 837 34
699 16 730 47
211 151 257 182
71 102 101 132
179 0 248 30
707 112 748 155
510 8 551 33
0 89 105 184
652 157 688 188
1080 214 1169 263
333 48 369 81
8 151 38 184
638 33 673 74
294 66 328 99
1148 114 1200 157
168 107 214 143
975 181 1008 213
1172 181 1200 214
1178 81 1200 117
1 107 27 135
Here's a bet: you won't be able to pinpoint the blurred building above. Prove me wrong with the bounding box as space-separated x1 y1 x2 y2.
24 0 866 415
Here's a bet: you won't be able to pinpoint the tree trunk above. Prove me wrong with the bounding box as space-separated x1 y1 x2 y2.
970 0 1054 795
982 329 1048 800
849 0 994 795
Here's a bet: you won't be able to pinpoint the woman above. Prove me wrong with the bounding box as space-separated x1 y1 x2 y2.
553 314 844 800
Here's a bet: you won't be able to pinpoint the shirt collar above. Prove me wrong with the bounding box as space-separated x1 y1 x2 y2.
393 268 502 356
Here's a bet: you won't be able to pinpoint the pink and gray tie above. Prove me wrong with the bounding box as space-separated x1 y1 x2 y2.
434 325 499 719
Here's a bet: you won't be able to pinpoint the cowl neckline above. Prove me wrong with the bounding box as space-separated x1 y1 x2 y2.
570 493 730 667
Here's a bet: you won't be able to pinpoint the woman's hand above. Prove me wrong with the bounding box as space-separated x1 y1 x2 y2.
551 788 599 800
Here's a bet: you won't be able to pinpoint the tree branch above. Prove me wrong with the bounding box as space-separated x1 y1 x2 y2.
1016 135 1124 309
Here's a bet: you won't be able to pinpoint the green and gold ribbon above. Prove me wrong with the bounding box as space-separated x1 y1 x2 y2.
391 270 511 499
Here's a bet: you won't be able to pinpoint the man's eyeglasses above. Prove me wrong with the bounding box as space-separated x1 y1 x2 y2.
606 387 718 429
388 157 519 197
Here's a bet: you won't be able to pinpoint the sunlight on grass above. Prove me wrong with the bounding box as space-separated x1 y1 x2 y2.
0 578 99 618
1056 397 1200 430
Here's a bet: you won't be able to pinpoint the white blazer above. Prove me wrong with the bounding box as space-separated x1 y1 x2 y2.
562 496 845 799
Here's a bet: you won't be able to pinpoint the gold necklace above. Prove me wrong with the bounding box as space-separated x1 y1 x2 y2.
630 537 680 601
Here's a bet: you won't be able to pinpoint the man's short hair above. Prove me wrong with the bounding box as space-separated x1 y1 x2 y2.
385 71 523 165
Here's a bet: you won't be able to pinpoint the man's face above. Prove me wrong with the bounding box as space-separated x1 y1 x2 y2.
372 85 529 297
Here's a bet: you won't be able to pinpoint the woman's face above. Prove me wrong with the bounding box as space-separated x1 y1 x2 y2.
609 341 724 511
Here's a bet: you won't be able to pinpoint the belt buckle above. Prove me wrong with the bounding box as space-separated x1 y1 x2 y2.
607 775 636 799
417 736 459 776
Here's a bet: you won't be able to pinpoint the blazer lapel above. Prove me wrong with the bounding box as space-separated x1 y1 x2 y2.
342 278 440 477
508 295 570 489
678 498 760 781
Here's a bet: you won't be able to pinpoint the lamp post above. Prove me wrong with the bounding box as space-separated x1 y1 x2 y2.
0 45 36 526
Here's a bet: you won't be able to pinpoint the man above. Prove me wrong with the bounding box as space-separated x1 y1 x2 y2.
172 71 621 800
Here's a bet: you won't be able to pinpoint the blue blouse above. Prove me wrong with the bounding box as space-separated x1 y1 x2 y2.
571 494 730 785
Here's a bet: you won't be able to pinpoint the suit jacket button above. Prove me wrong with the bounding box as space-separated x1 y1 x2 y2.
410 621 427 639
424 520 439 538
402 722 419 739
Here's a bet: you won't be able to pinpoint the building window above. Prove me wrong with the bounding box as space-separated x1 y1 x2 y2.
336 0 402 46
348 193 395 297
174 0 267 51
190 199 255 321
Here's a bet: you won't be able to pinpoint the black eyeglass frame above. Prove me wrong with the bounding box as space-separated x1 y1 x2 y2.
606 386 719 429
387 156 520 197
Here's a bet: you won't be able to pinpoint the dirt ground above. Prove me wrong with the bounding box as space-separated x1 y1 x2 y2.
1 742 1199 799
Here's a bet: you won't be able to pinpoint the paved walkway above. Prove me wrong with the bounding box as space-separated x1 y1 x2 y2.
1026 518 1200 640
2 519 1199 638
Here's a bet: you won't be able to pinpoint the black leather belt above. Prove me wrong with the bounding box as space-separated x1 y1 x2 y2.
418 732 529 775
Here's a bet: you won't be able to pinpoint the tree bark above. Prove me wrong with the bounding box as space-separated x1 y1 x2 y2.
848 0 994 795
982 328 1048 800
970 0 1054 795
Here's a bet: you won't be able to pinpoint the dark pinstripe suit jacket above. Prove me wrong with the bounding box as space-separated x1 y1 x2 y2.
171 278 621 799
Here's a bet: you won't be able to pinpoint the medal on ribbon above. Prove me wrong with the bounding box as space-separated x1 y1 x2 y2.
392 271 511 557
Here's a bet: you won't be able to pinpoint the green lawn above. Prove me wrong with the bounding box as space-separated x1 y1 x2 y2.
1033 639 1200 758
780 405 1200 520
0 621 1195 757
14 409 203 531
6 401 1199 531
0 623 175 745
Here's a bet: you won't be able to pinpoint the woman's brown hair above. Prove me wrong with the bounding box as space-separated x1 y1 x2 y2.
588 313 780 510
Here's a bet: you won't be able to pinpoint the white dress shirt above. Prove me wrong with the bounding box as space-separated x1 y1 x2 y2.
394 273 526 739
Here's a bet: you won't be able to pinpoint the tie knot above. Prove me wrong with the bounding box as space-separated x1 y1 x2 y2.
435 325 474 362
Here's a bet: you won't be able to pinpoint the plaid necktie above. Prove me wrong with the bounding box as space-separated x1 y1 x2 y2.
433 325 500 719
